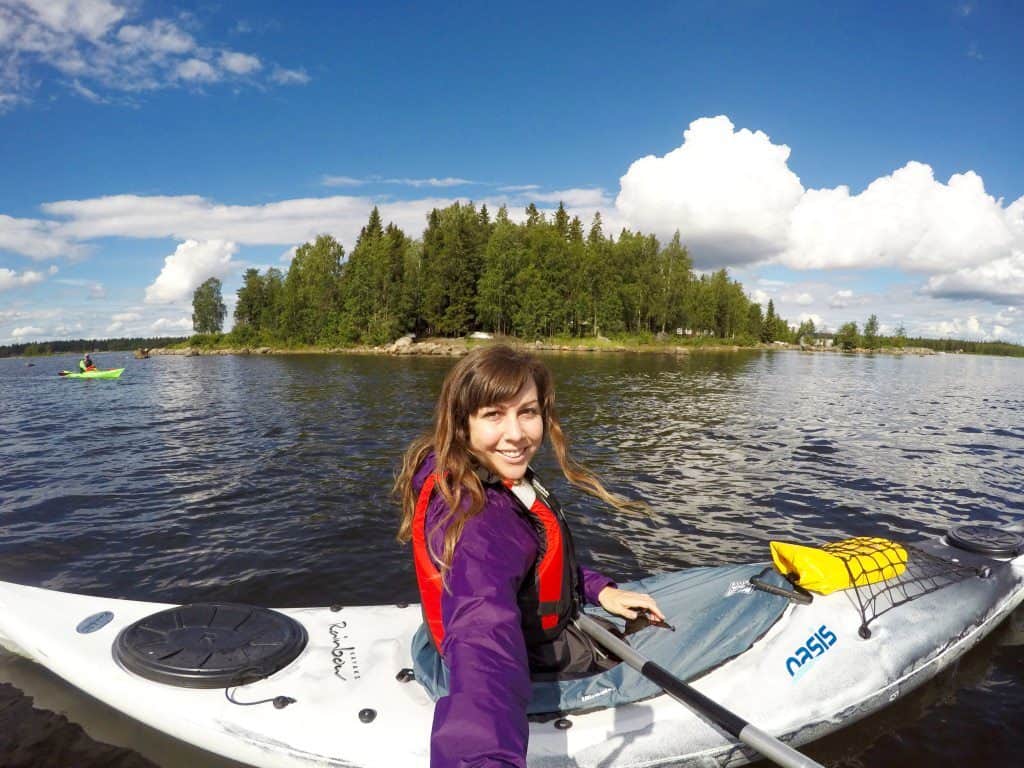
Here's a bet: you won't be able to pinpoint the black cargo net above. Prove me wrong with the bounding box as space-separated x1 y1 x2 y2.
826 537 983 638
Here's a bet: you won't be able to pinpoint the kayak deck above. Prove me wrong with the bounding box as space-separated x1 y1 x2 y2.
0 537 1022 767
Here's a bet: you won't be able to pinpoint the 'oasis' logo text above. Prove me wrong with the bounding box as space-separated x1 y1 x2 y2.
785 624 837 679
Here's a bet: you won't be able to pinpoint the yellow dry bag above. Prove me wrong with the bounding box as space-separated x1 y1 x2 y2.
770 536 908 595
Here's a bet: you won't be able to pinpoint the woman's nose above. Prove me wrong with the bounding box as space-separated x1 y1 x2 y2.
503 414 523 440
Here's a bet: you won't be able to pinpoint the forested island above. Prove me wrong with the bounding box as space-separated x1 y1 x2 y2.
3 202 1022 358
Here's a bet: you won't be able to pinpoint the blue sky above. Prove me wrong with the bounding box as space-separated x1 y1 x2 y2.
2 0 1022 344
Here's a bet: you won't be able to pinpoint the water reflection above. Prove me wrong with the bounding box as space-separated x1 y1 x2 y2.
0 349 1022 766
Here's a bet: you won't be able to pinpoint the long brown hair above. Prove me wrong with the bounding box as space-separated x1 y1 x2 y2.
395 345 643 578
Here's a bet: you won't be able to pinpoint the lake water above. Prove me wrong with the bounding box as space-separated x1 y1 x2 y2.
1 349 1022 767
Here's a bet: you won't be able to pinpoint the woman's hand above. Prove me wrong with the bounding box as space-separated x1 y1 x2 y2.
597 586 666 622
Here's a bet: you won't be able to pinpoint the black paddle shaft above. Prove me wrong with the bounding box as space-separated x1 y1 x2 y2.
575 613 826 768
640 660 747 737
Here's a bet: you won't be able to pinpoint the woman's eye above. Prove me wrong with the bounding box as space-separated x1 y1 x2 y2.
521 408 539 417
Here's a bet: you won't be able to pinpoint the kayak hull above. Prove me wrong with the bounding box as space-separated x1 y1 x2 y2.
60 368 125 379
0 536 1022 768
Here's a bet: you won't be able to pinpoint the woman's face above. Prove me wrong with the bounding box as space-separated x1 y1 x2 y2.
467 380 543 481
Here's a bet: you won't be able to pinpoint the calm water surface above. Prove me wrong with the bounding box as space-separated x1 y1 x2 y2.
1 350 1022 767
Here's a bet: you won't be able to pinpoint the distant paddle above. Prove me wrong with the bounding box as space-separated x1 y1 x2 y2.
576 613 825 768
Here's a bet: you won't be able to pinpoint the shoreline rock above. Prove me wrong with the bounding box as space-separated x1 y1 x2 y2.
145 339 938 358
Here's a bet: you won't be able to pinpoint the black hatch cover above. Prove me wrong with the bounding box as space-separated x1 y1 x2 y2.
948 524 1024 557
113 603 307 688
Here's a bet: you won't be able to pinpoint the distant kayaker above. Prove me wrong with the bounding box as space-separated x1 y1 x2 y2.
396 345 664 768
78 353 96 372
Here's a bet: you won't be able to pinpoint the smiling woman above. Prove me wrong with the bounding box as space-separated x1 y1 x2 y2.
394 344 663 768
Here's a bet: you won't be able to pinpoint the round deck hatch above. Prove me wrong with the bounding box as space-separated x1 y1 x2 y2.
113 603 307 688
947 525 1023 557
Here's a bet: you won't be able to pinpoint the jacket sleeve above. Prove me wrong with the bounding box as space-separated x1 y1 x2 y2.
430 501 537 768
580 565 616 606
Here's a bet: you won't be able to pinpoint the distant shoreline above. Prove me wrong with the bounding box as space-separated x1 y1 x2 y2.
142 337 939 358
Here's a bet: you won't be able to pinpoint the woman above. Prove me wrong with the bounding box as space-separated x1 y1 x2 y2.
395 345 664 768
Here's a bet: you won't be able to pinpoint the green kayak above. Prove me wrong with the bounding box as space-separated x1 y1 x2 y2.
59 368 125 379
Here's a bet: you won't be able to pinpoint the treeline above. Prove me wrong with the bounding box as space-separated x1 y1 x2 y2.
0 336 188 358
227 202 794 347
905 337 1024 357
824 316 1024 357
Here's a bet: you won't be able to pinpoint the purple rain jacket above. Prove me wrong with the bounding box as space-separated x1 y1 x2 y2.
413 454 614 768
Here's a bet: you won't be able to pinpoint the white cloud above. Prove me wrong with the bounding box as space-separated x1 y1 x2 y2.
270 65 309 85
280 245 298 262
797 312 825 328
144 239 239 304
322 175 477 189
384 177 475 188
0 213 85 259
0 0 307 108
783 162 1015 272
175 57 218 82
322 176 366 187
531 188 611 207
616 115 804 267
11 324 44 339
926 315 988 340
499 184 541 192
116 19 194 54
43 192 464 249
0 265 52 291
828 289 858 308
219 50 260 75
782 291 814 306
923 251 1024 303
748 288 771 306
15 0 126 40
151 316 191 333
614 115 1024 307
106 310 140 333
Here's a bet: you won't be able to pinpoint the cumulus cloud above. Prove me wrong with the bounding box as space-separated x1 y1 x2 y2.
613 115 1024 304
923 251 1024 303
0 213 85 259
218 50 260 75
116 19 194 54
0 264 55 291
782 291 814 306
0 0 307 108
11 325 44 339
796 312 825 328
828 289 859 308
144 239 239 304
151 316 191 333
106 310 140 333
616 116 804 267
783 162 1014 272
175 58 218 82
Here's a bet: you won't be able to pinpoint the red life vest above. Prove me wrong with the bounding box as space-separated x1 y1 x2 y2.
412 470 580 652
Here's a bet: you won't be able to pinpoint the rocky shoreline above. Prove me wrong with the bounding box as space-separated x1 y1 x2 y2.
145 337 938 358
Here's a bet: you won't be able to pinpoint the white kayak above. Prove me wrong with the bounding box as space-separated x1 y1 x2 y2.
0 524 1022 768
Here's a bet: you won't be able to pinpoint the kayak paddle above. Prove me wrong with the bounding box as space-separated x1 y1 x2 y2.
576 613 825 768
